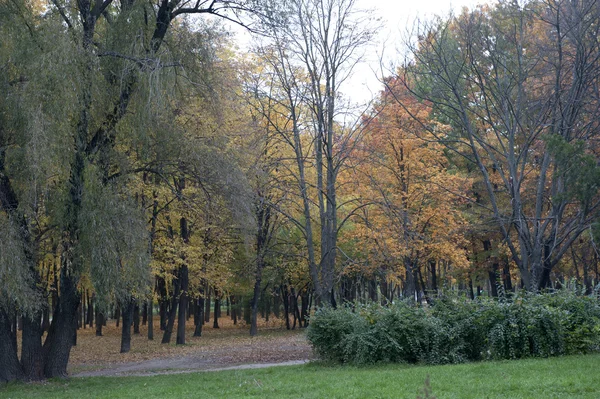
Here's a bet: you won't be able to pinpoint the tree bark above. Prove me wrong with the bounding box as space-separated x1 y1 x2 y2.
250 261 263 336
95 311 103 336
157 277 167 331
120 298 135 353
21 311 44 381
133 303 140 334
212 292 220 329
176 265 189 345
0 308 23 383
161 270 180 344
87 293 94 328
42 272 79 378
282 285 290 330
142 302 148 326
147 297 154 340
204 287 211 323
115 304 120 328
193 297 204 337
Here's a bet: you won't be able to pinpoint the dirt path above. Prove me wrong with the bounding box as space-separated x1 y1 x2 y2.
74 359 310 377
69 321 314 377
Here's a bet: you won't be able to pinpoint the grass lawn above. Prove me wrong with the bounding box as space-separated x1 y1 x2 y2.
2 354 600 399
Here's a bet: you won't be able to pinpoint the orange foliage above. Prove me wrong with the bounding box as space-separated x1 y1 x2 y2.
341 78 471 285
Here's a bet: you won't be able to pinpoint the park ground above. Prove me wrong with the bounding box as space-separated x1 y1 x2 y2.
67 317 313 376
3 319 600 398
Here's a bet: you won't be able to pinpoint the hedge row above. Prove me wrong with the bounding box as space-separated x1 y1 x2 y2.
307 292 600 365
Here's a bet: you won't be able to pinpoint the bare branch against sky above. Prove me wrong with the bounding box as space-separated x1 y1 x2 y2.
228 0 489 104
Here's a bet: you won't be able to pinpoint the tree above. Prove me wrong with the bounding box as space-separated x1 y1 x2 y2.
0 0 259 380
252 0 374 306
347 78 471 301
399 0 600 291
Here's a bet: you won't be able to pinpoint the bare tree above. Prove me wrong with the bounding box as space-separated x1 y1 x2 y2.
398 0 600 291
249 0 373 305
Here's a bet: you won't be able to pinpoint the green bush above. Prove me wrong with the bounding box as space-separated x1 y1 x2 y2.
530 292 600 354
484 300 565 359
307 292 600 365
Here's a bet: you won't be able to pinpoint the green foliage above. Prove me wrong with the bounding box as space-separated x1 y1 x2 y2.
545 134 600 208
308 292 600 365
79 166 151 305
308 302 467 365
0 214 37 313
484 299 565 359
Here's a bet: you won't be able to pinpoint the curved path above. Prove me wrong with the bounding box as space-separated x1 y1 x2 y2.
69 324 314 377
74 359 310 377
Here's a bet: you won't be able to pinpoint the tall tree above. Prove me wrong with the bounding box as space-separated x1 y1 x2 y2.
400 0 600 291
0 0 259 380
252 0 373 306
348 80 471 301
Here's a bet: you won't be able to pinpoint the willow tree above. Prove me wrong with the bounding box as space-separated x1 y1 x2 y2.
0 0 260 381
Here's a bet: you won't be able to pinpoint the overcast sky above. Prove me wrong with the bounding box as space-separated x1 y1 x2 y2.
229 0 490 104
348 0 490 104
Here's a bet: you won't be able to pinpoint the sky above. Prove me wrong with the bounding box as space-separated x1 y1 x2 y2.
228 0 490 104
348 0 490 104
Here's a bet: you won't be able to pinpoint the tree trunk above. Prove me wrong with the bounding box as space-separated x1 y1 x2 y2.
468 277 475 300
204 287 211 323
430 260 438 293
290 286 301 330
273 291 281 319
161 271 180 344
243 296 251 324
176 265 189 345
42 273 79 378
193 297 204 337
483 240 499 297
300 289 310 327
95 311 103 337
368 279 377 302
282 285 290 330
250 260 263 336
265 293 270 322
133 303 140 335
147 297 154 340
213 292 220 329
142 302 148 326
503 261 513 293
20 311 43 381
87 293 94 328
0 308 23 383
42 306 50 333
380 277 389 305
120 298 135 353
115 304 120 328
157 276 167 331
405 260 416 301
231 296 238 325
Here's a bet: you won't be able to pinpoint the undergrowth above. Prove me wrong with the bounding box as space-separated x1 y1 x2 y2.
307 291 600 365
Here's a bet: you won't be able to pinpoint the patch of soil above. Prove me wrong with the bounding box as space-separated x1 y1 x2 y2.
69 318 314 377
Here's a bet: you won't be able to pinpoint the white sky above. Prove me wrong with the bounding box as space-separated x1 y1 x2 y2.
228 0 490 104
349 0 490 104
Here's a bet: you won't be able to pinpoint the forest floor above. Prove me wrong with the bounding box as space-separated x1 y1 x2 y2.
68 317 313 377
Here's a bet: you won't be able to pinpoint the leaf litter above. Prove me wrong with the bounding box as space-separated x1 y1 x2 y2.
68 317 313 377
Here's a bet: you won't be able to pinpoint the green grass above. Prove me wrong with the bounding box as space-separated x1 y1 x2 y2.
3 354 600 399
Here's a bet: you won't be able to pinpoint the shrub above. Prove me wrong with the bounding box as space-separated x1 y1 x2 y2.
307 292 600 365
529 291 600 354
485 300 565 360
